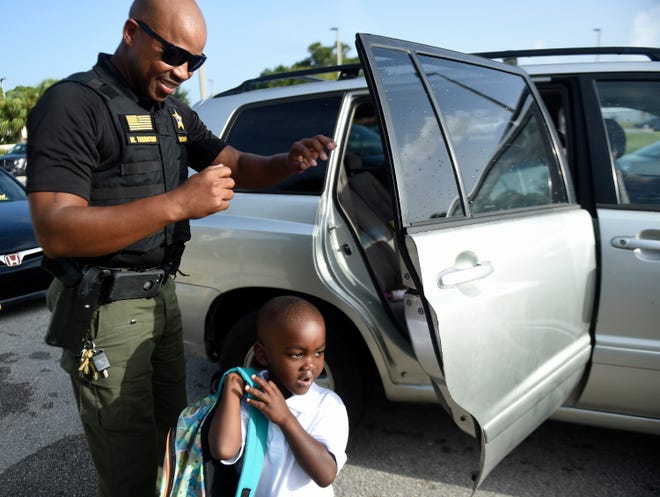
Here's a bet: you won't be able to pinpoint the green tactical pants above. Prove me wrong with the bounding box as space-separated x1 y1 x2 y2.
48 276 188 497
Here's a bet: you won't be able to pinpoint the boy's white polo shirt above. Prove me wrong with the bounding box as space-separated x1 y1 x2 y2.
224 370 349 496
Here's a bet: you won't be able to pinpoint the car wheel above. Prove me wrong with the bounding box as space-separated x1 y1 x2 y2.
217 310 369 427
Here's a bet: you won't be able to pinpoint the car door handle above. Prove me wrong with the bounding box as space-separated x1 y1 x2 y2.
611 236 660 252
437 261 493 288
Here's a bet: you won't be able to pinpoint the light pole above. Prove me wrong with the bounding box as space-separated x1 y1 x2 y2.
330 27 342 66
198 65 207 100
593 28 602 61
0 78 5 98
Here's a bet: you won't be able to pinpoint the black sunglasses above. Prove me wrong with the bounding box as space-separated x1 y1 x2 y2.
134 19 207 72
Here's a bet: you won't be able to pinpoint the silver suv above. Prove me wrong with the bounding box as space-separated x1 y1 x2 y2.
177 35 660 486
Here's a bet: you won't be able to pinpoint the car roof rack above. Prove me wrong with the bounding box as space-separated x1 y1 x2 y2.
211 46 660 98
475 46 660 63
215 63 363 97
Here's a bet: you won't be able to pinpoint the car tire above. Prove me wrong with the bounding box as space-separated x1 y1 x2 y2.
217 310 369 427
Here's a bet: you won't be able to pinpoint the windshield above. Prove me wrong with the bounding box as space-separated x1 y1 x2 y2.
0 170 27 201
5 143 26 155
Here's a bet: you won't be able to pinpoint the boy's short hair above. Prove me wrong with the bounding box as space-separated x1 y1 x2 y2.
256 296 324 339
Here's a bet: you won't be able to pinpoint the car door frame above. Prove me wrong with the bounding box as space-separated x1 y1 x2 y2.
356 33 598 487
548 71 660 430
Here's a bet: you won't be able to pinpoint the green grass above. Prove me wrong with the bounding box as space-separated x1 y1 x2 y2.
624 130 660 154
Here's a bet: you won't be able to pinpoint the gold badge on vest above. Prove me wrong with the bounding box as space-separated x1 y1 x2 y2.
170 108 188 143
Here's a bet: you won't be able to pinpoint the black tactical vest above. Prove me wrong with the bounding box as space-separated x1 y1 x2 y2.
65 69 190 262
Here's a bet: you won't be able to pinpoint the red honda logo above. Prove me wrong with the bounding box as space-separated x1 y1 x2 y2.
4 253 22 267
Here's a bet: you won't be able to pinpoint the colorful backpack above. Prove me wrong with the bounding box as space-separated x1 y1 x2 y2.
159 367 269 497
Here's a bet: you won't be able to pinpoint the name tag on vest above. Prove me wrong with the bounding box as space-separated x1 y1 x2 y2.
128 135 159 144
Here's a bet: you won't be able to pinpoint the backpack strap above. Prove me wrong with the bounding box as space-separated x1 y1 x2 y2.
219 368 269 497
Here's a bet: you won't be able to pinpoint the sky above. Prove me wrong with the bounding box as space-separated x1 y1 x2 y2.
3 0 660 104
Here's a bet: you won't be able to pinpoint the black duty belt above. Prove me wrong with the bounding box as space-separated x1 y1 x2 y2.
103 267 167 302
44 266 168 351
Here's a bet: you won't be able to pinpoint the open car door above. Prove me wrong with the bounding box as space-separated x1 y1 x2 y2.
356 33 597 487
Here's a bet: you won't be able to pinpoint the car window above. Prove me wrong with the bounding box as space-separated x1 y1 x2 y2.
224 95 342 194
597 80 660 206
6 143 26 155
418 55 567 216
0 171 27 201
369 48 464 224
370 48 567 227
342 100 395 233
345 101 389 184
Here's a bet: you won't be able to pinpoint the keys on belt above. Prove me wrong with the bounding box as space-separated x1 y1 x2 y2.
78 340 111 381
73 267 166 379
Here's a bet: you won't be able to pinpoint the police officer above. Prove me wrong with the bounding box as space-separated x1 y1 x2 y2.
25 0 336 496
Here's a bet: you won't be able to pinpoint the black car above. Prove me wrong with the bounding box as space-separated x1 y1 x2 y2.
0 168 52 309
0 143 28 176
635 116 660 131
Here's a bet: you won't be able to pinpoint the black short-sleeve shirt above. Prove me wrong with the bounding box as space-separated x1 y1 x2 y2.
26 53 226 199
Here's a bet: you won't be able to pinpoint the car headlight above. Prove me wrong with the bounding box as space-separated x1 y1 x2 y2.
12 157 26 175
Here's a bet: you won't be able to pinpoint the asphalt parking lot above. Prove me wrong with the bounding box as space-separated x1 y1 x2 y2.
1 299 659 497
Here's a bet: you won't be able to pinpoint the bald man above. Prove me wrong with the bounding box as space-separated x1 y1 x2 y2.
26 1 335 495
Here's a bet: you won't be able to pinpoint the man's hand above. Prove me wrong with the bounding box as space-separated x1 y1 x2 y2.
170 164 236 219
287 134 337 174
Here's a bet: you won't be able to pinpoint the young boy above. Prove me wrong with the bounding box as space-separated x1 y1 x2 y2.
208 296 349 496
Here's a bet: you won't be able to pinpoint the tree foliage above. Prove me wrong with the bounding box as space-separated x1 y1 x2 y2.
0 79 57 144
257 41 360 88
173 86 190 105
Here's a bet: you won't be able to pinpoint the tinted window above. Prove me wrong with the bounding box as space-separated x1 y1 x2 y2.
371 48 567 227
597 80 660 206
418 55 567 216
370 48 463 225
225 95 342 194
0 170 26 201
345 101 388 185
5 143 26 155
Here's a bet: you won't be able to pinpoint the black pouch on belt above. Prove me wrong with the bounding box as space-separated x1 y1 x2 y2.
45 266 110 352
105 268 166 301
